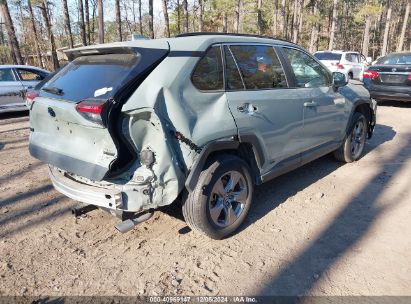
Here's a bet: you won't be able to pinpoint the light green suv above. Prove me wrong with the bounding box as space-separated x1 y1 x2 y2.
29 33 377 239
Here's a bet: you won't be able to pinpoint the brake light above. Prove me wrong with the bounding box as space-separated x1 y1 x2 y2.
336 64 345 70
407 75 411 80
25 89 38 109
76 100 107 125
363 70 379 79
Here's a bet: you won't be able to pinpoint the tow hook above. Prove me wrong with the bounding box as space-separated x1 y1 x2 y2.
72 204 98 217
114 210 154 233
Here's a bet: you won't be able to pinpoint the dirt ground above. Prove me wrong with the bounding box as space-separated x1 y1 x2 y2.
0 102 410 297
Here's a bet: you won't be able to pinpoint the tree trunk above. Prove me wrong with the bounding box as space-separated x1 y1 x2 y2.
78 0 87 45
138 0 143 35
362 15 371 57
257 0 263 35
40 1 59 70
27 0 43 68
292 0 299 43
17 2 27 61
85 0 90 44
381 3 392 56
281 0 286 38
272 0 278 36
328 0 338 50
0 0 23 64
162 0 170 37
63 0 74 48
309 2 318 53
199 0 204 32
223 12 227 33
115 0 122 41
183 0 188 32
148 0 154 38
91 0 96 43
234 0 240 33
239 0 244 32
397 0 410 52
298 0 303 40
97 0 104 43
177 0 180 33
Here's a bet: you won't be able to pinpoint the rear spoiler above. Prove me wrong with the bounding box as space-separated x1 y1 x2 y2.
64 40 170 61
65 47 139 61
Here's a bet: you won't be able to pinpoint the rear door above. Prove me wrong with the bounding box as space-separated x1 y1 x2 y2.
224 44 306 173
29 43 169 181
282 47 347 150
0 67 25 111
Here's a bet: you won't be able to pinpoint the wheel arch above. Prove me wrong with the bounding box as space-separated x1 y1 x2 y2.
349 99 376 139
185 137 264 192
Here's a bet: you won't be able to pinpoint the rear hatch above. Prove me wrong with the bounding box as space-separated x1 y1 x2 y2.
29 42 169 181
314 52 342 70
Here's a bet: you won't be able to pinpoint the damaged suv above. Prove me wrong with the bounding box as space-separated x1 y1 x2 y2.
29 33 376 239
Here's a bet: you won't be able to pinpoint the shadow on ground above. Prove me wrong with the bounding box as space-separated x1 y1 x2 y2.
254 125 409 296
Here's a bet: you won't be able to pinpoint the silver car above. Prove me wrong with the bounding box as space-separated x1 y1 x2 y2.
29 34 377 239
0 65 49 113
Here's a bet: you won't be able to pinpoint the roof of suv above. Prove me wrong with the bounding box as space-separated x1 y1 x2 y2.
66 33 299 58
315 50 359 54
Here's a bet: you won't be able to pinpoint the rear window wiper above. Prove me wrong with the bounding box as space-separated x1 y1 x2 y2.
41 86 64 96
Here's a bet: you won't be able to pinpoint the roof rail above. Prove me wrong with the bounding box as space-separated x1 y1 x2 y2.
175 32 296 45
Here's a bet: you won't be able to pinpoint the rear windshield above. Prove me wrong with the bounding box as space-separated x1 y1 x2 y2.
376 53 411 65
39 53 140 102
314 53 342 61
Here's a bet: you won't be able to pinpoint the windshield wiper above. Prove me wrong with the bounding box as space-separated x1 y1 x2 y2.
41 86 64 96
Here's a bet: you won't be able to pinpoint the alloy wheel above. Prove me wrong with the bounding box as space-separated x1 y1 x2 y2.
208 171 248 228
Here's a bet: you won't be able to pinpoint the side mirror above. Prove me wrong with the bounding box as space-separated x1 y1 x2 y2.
332 72 348 88
366 57 372 64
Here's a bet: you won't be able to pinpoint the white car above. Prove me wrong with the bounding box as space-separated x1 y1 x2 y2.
0 65 49 113
314 51 371 81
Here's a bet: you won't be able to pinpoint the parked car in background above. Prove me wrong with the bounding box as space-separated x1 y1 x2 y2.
28 33 376 239
314 51 371 81
363 52 411 103
0 65 49 113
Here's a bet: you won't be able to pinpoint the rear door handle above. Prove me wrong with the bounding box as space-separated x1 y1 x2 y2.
303 101 318 107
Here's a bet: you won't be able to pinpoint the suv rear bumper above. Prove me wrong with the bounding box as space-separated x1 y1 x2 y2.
49 166 123 210
49 166 159 212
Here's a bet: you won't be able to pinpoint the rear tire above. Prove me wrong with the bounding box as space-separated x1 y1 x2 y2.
348 72 353 80
334 112 368 163
182 155 253 239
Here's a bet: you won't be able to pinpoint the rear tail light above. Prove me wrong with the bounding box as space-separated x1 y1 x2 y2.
76 100 107 125
407 75 411 80
363 70 379 79
25 89 38 110
336 64 345 70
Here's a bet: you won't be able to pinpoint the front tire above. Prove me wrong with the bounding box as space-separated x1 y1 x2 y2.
182 155 253 239
334 112 368 163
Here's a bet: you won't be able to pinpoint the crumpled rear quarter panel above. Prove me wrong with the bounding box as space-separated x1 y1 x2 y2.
121 54 238 209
